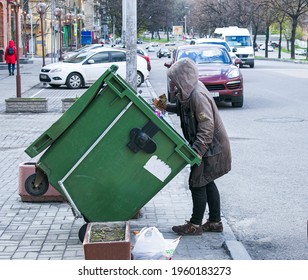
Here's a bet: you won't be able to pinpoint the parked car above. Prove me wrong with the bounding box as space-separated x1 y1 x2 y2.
137 47 151 71
271 41 279 48
63 44 104 60
295 48 307 55
157 48 171 58
164 44 243 107
259 44 274 52
165 42 176 46
39 47 149 89
149 42 159 47
115 46 152 71
145 45 155 52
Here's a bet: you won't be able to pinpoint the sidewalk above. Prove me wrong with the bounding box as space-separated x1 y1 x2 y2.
0 58 250 260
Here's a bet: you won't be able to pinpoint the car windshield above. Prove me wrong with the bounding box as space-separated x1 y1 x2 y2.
177 48 231 64
63 51 95 63
199 41 231 52
225 36 252 47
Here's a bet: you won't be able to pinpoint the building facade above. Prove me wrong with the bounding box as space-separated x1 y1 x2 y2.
0 0 104 62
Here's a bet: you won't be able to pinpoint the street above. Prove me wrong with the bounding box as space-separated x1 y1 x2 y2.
148 49 308 260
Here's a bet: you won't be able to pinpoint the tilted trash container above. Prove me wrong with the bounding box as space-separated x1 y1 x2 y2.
25 65 201 224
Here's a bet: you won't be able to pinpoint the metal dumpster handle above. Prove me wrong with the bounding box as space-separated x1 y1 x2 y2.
175 145 201 166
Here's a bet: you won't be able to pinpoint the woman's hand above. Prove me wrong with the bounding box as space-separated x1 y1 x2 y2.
153 94 167 111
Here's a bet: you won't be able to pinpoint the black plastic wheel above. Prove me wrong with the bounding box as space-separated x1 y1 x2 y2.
79 223 88 242
25 173 49 196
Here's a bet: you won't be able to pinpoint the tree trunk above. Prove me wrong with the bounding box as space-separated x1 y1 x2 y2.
290 16 298 59
278 22 283 59
265 26 270 58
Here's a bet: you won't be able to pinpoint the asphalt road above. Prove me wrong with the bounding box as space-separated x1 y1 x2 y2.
147 50 308 260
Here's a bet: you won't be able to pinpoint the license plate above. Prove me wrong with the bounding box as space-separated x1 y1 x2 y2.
211 92 220 97
40 74 48 79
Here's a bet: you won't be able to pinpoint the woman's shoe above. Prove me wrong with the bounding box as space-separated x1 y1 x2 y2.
172 221 202 235
202 220 223 232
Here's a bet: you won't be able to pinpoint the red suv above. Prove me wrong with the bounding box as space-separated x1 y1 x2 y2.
164 44 244 107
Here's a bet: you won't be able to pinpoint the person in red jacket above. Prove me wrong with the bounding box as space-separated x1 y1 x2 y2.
4 40 17 76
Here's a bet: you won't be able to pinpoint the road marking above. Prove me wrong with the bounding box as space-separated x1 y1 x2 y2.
30 88 45 98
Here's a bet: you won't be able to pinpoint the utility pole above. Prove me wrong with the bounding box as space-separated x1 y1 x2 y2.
122 0 126 46
124 0 137 90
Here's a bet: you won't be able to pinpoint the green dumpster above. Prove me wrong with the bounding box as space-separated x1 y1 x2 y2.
25 65 201 224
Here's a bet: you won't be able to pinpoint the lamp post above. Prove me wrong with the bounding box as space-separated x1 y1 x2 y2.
77 13 84 48
184 15 187 38
54 8 63 61
184 7 190 37
23 10 27 57
66 13 74 50
27 9 34 60
10 1 21 97
36 2 47 66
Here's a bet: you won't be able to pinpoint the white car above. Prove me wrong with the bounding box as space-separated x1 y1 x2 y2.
295 49 306 55
39 48 149 89
62 44 104 60
259 44 274 52
145 45 155 52
193 38 238 63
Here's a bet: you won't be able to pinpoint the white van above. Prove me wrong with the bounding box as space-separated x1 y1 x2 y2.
190 38 238 64
214 26 255 68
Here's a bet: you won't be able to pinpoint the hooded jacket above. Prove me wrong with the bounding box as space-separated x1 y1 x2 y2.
4 40 17 64
166 58 231 187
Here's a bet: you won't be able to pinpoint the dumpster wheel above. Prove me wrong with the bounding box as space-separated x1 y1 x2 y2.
79 224 88 242
25 173 49 196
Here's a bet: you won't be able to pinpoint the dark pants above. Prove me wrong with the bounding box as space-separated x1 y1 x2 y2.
8 63 15 75
189 181 221 225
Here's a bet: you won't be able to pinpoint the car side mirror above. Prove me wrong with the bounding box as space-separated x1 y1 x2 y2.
87 59 95 64
234 58 242 65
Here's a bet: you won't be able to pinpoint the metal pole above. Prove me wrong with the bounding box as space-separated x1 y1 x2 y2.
41 15 45 66
14 4 21 98
122 0 126 46
184 15 187 37
51 0 55 63
30 10 33 59
23 12 27 57
74 7 77 49
59 14 62 61
125 0 137 90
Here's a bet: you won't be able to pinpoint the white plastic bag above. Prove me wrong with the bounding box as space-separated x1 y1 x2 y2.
132 227 181 260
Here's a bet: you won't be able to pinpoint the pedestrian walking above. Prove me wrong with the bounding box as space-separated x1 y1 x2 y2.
153 58 232 235
4 40 17 76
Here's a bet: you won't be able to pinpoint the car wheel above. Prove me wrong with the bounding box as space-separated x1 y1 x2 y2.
49 84 61 88
137 71 144 87
66 73 83 89
232 96 244 108
250 63 254 68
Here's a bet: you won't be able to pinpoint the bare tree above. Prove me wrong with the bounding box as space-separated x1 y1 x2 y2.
271 8 287 58
272 0 308 58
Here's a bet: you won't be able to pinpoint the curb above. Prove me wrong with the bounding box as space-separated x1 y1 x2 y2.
221 216 252 260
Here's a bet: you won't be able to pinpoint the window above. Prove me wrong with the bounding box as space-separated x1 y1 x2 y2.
90 52 109 64
226 36 252 47
110 51 126 62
